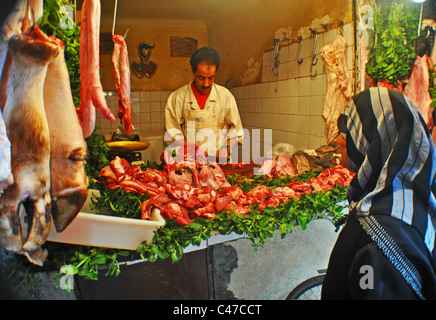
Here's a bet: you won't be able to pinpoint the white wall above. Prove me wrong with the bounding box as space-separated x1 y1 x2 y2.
234 23 354 152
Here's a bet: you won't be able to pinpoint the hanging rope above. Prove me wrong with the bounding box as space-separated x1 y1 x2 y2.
112 0 129 39
112 0 118 35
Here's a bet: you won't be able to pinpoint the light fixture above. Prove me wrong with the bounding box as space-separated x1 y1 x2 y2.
411 0 425 3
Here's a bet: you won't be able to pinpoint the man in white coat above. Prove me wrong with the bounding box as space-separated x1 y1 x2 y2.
164 47 244 162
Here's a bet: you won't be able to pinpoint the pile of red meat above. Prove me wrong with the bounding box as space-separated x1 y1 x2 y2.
97 156 355 226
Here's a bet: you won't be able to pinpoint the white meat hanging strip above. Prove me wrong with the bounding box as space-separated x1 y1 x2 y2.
111 0 133 132
320 34 353 143
78 0 115 139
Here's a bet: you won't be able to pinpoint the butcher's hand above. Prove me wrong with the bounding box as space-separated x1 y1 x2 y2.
217 146 229 160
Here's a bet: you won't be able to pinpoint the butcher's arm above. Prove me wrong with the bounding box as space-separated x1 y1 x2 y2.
164 92 184 146
225 94 244 147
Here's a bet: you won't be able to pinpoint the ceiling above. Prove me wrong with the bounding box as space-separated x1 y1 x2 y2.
97 0 249 30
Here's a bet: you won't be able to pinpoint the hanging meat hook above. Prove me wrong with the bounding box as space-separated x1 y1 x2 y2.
297 36 303 64
112 0 118 35
272 37 280 77
310 29 318 78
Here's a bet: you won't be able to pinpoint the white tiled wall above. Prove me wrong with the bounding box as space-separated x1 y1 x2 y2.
96 23 354 154
96 90 170 135
234 23 354 151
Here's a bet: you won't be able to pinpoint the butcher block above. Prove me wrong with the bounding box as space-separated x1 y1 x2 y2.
220 161 260 177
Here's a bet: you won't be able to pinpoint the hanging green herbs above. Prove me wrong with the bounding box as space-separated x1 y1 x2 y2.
39 0 81 107
84 130 111 188
366 0 420 86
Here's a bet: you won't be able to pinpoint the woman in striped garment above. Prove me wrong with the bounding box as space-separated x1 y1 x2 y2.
322 87 436 299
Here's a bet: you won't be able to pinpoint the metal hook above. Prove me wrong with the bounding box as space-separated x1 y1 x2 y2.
337 19 344 36
272 38 280 77
310 30 318 78
297 36 303 64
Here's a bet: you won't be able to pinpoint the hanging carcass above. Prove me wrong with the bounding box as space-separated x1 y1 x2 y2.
0 25 61 265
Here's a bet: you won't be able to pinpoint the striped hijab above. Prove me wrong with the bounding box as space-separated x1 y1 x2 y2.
338 87 436 264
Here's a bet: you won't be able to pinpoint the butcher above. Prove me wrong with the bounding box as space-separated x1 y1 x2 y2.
164 47 244 162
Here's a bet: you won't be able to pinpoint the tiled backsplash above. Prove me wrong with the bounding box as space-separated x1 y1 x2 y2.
235 23 354 151
96 91 170 135
96 23 354 153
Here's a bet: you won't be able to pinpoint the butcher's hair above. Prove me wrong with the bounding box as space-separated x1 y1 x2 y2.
190 47 220 72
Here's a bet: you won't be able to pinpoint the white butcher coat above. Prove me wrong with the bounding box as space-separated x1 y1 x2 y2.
164 81 244 155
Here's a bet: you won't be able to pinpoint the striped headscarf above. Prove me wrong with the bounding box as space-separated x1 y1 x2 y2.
338 87 436 298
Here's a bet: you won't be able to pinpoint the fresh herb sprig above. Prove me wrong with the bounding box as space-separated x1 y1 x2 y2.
366 0 420 86
40 0 81 107
90 187 149 220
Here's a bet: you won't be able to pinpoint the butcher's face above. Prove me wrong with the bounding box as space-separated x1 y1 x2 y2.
193 62 216 94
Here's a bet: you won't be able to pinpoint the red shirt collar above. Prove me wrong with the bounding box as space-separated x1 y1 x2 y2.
191 82 211 110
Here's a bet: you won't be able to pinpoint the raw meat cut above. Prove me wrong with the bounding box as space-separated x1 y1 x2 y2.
320 35 353 143
0 0 28 108
43 45 88 232
275 155 295 176
359 36 368 92
0 0 29 193
404 54 433 126
112 34 133 132
258 155 296 177
78 0 115 138
0 25 61 266
98 156 166 197
197 163 231 189
377 79 403 93
309 165 354 192
99 155 355 226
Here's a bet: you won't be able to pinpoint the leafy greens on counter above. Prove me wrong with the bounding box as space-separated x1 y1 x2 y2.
41 160 348 281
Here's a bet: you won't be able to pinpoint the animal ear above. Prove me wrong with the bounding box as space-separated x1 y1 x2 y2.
68 147 87 160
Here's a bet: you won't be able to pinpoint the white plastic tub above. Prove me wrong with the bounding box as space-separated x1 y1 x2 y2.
47 190 165 250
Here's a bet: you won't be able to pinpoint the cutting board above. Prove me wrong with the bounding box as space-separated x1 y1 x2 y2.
107 141 150 152
220 161 260 177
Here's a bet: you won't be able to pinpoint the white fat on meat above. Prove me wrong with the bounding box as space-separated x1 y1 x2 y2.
320 35 353 144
